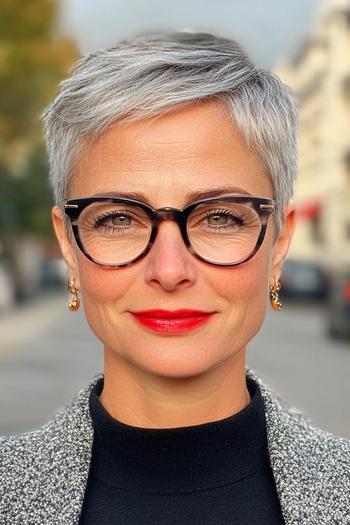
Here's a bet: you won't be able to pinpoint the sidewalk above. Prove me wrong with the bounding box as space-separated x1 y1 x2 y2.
0 291 101 436
0 292 67 358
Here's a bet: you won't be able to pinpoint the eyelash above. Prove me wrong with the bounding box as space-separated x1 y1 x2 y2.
204 209 245 227
93 210 136 230
90 207 246 231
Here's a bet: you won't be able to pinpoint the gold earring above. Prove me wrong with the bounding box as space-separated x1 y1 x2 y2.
269 278 282 310
68 278 80 311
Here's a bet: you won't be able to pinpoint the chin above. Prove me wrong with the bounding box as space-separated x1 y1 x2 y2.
125 340 233 380
143 362 211 379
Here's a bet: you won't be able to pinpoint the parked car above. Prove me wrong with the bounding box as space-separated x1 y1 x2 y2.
280 259 329 301
39 258 66 289
327 267 350 340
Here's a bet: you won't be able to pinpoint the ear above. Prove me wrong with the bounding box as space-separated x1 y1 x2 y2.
51 206 79 283
270 203 297 281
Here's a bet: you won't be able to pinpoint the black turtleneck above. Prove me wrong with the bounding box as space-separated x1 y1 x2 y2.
79 375 285 524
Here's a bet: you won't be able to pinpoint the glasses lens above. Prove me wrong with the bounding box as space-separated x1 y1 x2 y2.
187 200 262 264
77 202 152 265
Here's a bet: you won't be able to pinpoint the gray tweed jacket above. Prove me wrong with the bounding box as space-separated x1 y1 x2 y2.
0 368 349 525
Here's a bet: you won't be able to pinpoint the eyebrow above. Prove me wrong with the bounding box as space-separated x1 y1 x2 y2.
91 187 253 207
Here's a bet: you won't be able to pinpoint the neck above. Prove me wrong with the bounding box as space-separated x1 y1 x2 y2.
99 347 251 428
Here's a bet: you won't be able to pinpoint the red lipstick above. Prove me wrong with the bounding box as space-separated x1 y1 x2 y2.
130 309 215 334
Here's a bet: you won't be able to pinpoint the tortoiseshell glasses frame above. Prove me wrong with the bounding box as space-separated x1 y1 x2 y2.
63 195 275 268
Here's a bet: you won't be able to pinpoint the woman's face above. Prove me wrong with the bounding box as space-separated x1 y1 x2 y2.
53 100 295 378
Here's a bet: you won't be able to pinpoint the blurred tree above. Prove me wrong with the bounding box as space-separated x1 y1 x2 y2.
11 148 53 237
0 0 78 236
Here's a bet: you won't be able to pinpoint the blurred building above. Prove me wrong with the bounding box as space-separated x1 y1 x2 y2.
275 0 350 270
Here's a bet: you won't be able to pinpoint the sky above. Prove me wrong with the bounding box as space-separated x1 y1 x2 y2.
60 0 322 69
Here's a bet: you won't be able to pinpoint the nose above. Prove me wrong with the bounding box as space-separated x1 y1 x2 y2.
143 220 197 292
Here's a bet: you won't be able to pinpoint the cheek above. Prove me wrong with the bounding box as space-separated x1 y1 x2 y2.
209 250 270 304
76 254 140 347
206 245 272 345
77 255 133 307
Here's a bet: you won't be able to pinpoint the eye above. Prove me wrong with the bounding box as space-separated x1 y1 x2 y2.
205 209 245 228
94 210 135 229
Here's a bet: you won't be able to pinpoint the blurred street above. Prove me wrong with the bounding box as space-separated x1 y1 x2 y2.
0 293 349 438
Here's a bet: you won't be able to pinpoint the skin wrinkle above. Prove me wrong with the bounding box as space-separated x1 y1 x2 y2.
52 100 295 429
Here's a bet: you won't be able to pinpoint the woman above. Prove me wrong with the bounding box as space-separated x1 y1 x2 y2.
1 32 349 525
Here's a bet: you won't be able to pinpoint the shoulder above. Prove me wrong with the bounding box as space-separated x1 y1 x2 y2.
0 415 63 489
279 409 350 524
0 374 101 524
247 368 350 524
0 414 65 522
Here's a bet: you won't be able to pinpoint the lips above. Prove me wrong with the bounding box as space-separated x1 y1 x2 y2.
132 309 213 318
130 309 215 333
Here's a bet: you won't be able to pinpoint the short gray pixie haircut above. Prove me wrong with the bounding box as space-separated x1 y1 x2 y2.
43 31 298 232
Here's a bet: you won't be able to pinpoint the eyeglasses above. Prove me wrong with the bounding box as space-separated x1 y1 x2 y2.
63 195 275 268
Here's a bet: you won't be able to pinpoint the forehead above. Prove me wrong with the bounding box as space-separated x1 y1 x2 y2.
69 100 272 204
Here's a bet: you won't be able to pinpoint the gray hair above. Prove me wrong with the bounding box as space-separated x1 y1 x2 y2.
42 31 298 232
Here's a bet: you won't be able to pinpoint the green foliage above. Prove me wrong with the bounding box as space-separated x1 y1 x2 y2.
0 0 77 146
0 0 78 239
14 148 54 237
0 149 53 238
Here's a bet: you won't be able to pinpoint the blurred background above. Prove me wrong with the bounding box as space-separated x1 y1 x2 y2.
0 0 349 436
